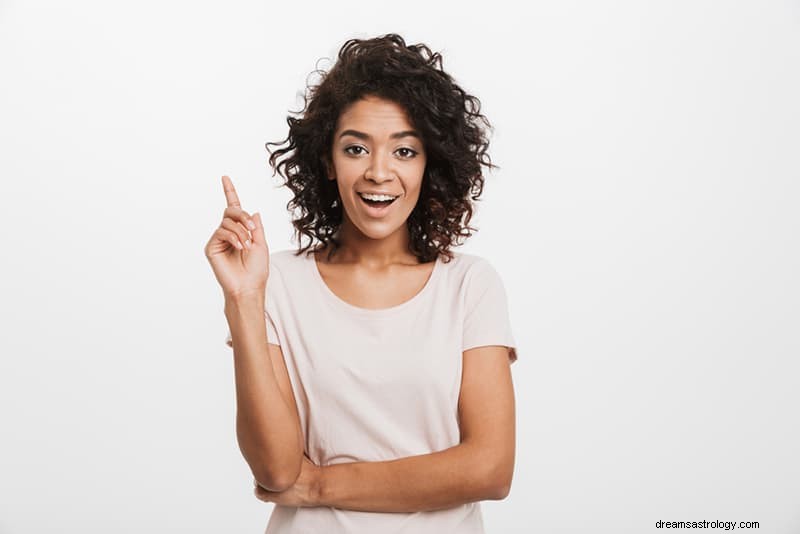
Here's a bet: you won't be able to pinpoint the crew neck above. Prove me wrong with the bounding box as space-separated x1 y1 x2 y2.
306 251 441 318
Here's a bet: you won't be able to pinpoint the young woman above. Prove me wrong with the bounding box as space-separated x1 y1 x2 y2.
205 33 518 534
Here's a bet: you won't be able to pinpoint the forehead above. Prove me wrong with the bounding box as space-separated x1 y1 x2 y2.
335 96 414 133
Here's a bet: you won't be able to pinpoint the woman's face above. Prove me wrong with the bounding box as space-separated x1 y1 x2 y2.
327 95 427 242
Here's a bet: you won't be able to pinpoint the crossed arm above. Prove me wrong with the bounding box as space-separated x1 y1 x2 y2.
255 344 516 513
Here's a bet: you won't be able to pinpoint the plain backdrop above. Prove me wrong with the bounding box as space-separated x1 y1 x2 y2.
1 1 798 532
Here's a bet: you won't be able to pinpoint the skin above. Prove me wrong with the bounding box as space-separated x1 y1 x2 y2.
251 96 516 511
312 95 437 309
206 179 304 492
321 93 427 269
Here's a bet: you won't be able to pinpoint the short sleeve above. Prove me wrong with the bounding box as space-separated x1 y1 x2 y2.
224 265 282 348
462 259 518 364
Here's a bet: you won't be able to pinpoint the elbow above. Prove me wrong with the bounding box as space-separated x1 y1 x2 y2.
483 460 514 501
254 467 299 493
253 458 302 493
243 430 305 492
487 480 511 500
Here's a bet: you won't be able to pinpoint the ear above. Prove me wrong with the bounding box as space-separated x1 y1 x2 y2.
322 157 336 181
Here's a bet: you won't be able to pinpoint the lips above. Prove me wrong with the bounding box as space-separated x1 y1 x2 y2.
357 192 398 217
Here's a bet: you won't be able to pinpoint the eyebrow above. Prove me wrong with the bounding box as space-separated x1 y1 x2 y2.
338 129 421 141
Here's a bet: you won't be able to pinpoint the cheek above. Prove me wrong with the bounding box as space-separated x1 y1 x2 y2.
406 181 424 201
333 157 363 178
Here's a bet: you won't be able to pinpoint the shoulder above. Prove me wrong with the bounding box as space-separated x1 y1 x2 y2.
263 249 311 312
263 249 308 296
268 248 297 263
443 251 502 287
267 248 306 273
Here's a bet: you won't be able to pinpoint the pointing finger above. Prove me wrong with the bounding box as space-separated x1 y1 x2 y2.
222 175 241 208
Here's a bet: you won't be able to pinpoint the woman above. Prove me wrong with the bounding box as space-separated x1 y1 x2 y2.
205 33 518 534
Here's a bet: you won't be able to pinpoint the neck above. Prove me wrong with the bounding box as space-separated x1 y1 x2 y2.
324 218 418 268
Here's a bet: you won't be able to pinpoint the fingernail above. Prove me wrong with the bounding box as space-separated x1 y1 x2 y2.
247 220 256 230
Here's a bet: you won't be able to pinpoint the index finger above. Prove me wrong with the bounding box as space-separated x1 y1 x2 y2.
221 175 242 208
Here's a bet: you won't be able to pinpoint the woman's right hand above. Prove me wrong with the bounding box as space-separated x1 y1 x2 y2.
204 175 270 300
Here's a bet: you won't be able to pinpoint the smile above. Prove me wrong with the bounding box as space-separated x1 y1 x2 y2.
357 192 399 217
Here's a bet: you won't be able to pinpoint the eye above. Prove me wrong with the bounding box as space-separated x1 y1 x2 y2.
343 145 419 159
396 147 418 159
344 145 366 156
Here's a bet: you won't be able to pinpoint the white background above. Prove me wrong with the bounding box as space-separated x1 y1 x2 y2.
1 1 798 532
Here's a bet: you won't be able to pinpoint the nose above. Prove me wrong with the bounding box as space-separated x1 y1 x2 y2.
364 149 395 184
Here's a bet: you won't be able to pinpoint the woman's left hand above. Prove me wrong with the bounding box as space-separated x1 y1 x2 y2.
254 454 323 507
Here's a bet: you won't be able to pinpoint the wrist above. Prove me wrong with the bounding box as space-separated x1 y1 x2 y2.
224 289 265 310
314 465 331 507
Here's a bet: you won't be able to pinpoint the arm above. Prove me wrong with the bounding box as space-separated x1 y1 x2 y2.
226 292 304 491
316 345 516 513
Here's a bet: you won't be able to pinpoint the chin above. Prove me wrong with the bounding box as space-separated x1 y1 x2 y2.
346 212 408 240
357 224 403 241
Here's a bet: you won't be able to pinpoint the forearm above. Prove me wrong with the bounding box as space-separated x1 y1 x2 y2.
317 441 505 513
225 293 302 491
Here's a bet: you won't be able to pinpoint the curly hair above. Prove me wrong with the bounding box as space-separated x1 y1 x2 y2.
265 33 498 264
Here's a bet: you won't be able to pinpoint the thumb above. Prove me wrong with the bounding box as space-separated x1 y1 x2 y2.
251 212 265 245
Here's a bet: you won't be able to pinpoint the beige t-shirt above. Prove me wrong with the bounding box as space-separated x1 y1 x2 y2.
225 248 517 534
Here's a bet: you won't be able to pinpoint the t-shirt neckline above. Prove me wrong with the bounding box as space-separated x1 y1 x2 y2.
307 251 441 317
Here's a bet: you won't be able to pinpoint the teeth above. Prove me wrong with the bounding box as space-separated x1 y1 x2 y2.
359 192 398 201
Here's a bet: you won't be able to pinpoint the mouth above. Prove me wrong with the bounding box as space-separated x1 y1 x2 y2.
357 192 399 217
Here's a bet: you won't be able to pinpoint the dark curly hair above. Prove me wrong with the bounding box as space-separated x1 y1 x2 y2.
265 33 498 264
